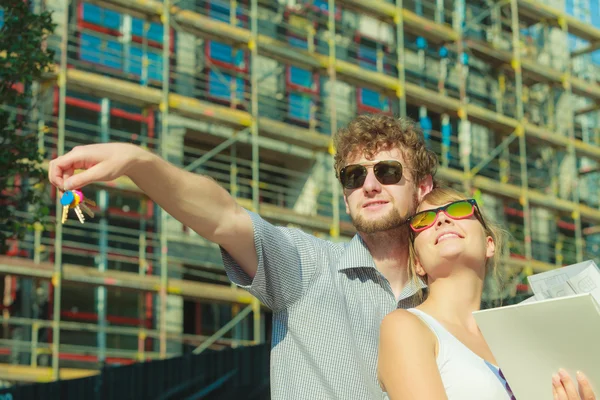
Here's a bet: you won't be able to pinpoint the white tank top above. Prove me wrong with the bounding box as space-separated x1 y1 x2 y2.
407 308 515 400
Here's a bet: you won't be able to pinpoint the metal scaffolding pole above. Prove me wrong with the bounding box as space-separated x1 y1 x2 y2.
229 7 242 340
193 305 253 354
184 129 248 172
138 232 147 361
560 17 584 262
395 1 407 118
231 143 238 199
250 0 262 343
510 0 533 260
454 0 472 195
329 0 340 241
52 0 70 381
97 98 110 364
250 0 259 214
30 2 46 367
158 0 171 359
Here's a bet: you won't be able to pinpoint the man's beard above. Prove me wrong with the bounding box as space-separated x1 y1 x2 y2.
351 193 418 235
351 206 408 234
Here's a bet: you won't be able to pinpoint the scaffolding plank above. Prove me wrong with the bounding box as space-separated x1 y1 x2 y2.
0 238 559 281
0 364 98 383
514 0 600 42
336 0 458 44
437 168 600 223
85 0 161 21
405 83 600 160
0 256 255 305
236 199 356 237
504 256 556 273
346 0 600 45
466 39 600 103
58 69 328 151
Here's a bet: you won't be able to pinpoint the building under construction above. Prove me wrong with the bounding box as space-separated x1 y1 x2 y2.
2 0 600 384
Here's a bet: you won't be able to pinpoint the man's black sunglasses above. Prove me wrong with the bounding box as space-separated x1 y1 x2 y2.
339 160 403 190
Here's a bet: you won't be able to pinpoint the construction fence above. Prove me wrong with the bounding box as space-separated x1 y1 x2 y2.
0 343 270 400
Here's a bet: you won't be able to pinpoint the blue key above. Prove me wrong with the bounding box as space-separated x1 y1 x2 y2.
60 191 75 223
60 191 74 206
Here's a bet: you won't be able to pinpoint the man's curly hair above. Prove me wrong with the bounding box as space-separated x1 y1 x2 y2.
333 114 438 186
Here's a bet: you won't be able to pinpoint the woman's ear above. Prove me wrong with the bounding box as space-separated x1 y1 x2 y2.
485 236 495 259
415 257 427 277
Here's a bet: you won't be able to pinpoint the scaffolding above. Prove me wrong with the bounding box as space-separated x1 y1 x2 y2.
2 0 600 382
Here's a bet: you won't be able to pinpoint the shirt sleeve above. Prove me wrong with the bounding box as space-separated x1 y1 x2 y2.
220 209 323 311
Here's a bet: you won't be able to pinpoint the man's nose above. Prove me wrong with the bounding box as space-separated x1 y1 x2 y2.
362 169 382 194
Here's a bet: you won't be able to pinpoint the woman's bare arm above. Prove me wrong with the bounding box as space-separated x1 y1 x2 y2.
378 309 448 400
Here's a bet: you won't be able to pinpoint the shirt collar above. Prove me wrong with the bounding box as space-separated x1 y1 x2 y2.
401 277 428 298
336 234 377 271
336 234 428 300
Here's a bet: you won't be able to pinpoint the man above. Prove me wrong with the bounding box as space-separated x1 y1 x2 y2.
49 114 437 399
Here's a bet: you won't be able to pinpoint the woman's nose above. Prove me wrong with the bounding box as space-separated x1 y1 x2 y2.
436 212 453 227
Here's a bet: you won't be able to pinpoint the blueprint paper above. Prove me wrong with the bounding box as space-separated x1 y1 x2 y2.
474 294 600 400
527 260 597 300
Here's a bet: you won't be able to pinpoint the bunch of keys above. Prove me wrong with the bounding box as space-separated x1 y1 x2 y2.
60 190 96 224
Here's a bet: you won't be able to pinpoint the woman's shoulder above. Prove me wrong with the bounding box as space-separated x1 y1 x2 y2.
380 308 434 340
378 309 442 396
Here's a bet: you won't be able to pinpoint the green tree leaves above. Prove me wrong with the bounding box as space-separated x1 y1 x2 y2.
0 1 56 253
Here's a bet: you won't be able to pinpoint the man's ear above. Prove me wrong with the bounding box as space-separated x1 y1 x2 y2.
343 191 350 214
417 175 434 202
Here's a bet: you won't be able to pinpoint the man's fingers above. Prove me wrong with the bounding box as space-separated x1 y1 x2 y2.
577 371 596 400
48 148 92 189
49 161 76 191
64 164 108 190
61 169 73 191
55 147 94 170
49 160 67 191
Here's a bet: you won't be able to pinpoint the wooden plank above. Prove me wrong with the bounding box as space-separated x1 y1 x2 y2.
0 364 98 383
515 0 600 42
465 39 600 102
0 256 255 305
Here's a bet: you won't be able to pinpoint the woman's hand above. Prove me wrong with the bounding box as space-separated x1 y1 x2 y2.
552 369 595 400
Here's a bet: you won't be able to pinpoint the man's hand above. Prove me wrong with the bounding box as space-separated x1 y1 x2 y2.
553 369 596 400
49 143 147 191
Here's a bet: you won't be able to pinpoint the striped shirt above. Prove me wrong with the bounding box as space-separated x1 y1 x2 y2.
221 210 424 399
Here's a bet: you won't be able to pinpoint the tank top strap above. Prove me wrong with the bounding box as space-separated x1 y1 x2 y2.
406 308 454 341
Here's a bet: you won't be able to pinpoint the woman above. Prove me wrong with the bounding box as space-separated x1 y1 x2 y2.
377 187 594 400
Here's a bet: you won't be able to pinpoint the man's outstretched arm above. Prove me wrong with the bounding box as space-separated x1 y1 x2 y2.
48 143 258 278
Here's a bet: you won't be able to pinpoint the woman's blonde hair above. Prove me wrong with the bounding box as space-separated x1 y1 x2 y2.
408 187 509 302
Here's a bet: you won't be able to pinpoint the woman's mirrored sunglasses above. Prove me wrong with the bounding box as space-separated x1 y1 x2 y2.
408 199 488 232
339 160 403 190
